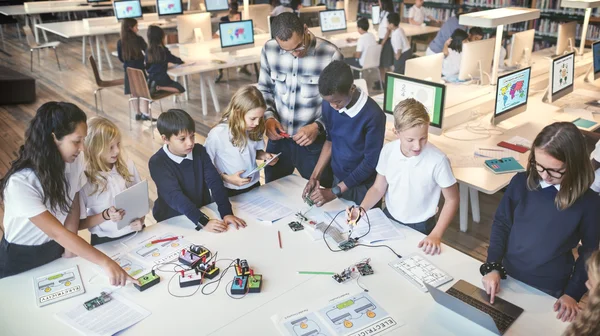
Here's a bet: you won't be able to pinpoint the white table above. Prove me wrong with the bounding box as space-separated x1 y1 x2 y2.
0 175 569 335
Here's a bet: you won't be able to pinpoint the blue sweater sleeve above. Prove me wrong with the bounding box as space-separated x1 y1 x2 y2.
487 174 522 263
149 155 202 224
322 101 332 142
165 48 183 65
199 146 233 218
117 40 124 63
342 105 386 189
564 193 600 301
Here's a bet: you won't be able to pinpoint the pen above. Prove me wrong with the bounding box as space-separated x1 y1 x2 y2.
278 231 282 249
474 153 492 158
151 236 181 244
479 148 505 152
297 271 336 275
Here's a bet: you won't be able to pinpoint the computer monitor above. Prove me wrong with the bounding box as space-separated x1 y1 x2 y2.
299 6 326 28
371 5 380 25
458 38 496 82
383 73 446 135
319 9 347 36
177 12 211 44
205 0 229 12
556 21 577 56
219 19 255 53
493 67 531 125
405 53 444 83
114 0 143 21
547 52 574 103
507 29 534 67
593 40 600 81
157 0 183 17
268 15 275 39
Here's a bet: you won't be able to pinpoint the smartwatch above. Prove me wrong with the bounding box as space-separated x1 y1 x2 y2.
331 185 342 198
196 212 210 231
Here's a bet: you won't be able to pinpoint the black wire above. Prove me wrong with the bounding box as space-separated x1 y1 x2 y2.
200 260 238 296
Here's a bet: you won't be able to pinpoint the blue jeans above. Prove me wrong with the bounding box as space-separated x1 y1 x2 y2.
264 137 333 188
383 207 436 235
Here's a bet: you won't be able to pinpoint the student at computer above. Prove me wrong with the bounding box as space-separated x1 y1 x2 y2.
408 0 437 26
303 61 385 206
388 13 411 75
117 18 152 121
344 18 377 77
376 0 395 90
214 1 251 83
0 102 136 286
441 28 468 79
146 25 185 95
482 122 600 322
348 98 459 255
564 251 600 335
205 86 279 197
79 117 145 246
149 109 246 233
468 27 483 41
271 0 292 16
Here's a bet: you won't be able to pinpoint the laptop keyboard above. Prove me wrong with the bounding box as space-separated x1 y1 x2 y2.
446 287 515 333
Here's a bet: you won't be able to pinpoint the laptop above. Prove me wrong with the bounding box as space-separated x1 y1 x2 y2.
425 280 523 335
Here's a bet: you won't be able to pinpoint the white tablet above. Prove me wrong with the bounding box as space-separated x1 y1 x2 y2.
241 152 282 178
114 180 150 230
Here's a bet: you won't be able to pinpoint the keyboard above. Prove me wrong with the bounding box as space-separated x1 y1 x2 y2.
446 287 515 333
388 254 453 292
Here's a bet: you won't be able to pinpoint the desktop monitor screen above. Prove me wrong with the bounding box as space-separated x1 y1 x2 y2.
114 0 143 20
458 38 495 81
384 73 446 135
372 5 380 25
593 41 600 80
507 29 534 67
205 0 229 12
556 21 577 56
319 9 347 33
494 67 531 124
550 52 575 102
219 20 254 50
157 0 183 16
405 53 444 83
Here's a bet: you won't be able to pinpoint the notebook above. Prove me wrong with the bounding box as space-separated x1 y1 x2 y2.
484 157 525 174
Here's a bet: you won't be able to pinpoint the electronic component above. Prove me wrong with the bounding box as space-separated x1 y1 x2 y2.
235 259 250 276
316 222 345 243
189 244 210 258
295 211 309 222
231 275 248 295
338 238 358 251
356 261 374 276
134 271 161 292
288 221 304 231
178 270 202 288
248 274 263 293
332 268 353 283
178 249 203 267
83 291 112 311
195 262 220 279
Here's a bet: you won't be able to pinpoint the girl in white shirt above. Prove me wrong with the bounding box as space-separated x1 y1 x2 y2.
205 85 280 197
347 98 459 255
442 28 468 80
79 117 145 246
0 102 135 286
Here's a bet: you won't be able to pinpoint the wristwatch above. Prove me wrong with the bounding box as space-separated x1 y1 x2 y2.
331 185 342 198
196 212 210 231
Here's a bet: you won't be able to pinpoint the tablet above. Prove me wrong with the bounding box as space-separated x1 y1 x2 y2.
241 152 282 178
114 180 150 230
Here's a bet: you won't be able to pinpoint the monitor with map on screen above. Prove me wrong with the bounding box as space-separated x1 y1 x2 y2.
114 0 143 21
219 20 255 53
493 67 531 125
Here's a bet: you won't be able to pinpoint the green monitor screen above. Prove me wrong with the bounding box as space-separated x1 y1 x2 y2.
383 73 446 131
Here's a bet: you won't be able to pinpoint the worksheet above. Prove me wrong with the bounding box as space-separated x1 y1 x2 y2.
34 266 85 307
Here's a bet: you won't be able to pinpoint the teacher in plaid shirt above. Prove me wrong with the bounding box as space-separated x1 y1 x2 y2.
258 12 343 187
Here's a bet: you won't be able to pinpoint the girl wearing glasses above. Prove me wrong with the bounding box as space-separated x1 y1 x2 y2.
482 122 600 322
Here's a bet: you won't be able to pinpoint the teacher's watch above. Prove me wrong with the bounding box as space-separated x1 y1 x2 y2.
331 185 342 198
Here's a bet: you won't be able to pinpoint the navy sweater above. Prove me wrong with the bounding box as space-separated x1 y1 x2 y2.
145 46 183 83
149 144 233 226
488 172 600 301
117 36 147 70
321 96 386 188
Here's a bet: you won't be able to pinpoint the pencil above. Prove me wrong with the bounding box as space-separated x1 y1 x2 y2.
479 148 504 152
297 271 336 275
278 230 282 249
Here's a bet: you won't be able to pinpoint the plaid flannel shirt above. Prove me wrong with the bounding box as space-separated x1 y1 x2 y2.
257 35 343 136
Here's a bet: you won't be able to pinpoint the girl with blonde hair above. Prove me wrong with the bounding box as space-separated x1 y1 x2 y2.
79 117 145 245
564 251 600 336
483 122 600 322
205 85 279 197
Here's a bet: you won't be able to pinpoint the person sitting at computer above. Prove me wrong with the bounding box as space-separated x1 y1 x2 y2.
271 0 292 16
408 0 438 26
468 27 483 42
441 28 468 80
214 1 251 83
482 122 600 322
344 18 377 78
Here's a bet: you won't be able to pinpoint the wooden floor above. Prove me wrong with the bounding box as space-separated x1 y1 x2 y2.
0 25 502 262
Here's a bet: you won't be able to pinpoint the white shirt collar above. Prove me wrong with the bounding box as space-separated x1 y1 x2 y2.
339 88 368 118
539 180 560 190
163 144 193 164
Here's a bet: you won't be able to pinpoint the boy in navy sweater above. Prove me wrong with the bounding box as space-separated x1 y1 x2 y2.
483 122 600 322
149 109 246 233
303 61 386 206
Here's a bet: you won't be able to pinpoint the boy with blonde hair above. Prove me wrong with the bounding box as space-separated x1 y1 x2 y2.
348 98 459 255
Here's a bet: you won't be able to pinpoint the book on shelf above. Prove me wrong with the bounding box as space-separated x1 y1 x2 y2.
462 0 529 8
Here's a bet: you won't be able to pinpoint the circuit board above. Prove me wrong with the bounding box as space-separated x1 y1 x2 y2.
288 221 304 231
83 292 112 311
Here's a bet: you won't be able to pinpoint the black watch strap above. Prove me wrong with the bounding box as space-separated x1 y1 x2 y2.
196 212 210 231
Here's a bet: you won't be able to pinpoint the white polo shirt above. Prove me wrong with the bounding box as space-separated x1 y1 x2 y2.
376 140 456 223
390 27 410 54
204 123 266 190
356 32 377 67
80 159 142 238
408 5 428 24
591 140 600 192
378 10 389 40
2 154 87 245
442 48 462 78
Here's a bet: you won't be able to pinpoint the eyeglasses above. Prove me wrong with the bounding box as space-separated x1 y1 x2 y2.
280 30 310 55
531 160 566 179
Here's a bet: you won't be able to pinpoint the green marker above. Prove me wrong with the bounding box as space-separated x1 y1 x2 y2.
297 271 336 275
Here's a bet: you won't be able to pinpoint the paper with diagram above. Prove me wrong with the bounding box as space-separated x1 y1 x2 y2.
34 266 85 307
231 195 294 223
